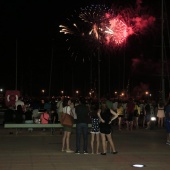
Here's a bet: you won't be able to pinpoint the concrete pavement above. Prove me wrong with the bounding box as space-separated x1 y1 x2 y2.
0 126 170 170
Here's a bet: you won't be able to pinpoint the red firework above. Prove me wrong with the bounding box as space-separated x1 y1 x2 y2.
104 17 130 46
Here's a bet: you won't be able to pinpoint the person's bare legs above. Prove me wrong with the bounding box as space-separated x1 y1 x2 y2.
96 133 100 154
157 117 161 127
66 131 71 151
118 117 122 130
146 121 150 129
160 118 164 127
134 117 139 129
143 116 146 127
167 133 170 142
126 121 129 130
130 121 133 131
91 133 95 154
100 133 106 154
62 131 67 151
106 134 117 152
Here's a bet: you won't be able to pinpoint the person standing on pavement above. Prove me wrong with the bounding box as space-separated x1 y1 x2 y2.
61 98 74 153
144 101 151 130
126 98 135 131
157 101 165 128
133 101 140 129
97 101 118 155
89 103 100 154
75 97 90 154
117 102 124 131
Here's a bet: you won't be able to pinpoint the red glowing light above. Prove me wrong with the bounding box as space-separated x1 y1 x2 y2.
105 17 129 45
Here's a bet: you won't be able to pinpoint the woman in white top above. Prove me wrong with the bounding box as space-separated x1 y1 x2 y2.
157 101 165 128
61 98 74 153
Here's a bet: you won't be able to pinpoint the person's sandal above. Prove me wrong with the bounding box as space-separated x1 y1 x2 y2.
66 150 74 153
112 151 118 154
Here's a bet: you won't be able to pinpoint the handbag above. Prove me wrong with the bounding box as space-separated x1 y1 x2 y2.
60 107 74 127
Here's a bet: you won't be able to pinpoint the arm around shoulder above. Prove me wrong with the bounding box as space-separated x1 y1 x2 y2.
110 109 118 121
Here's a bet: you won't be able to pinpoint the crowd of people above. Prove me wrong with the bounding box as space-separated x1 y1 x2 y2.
3 95 170 153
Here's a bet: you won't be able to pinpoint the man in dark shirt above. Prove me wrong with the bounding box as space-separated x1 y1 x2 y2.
144 101 151 129
75 97 90 154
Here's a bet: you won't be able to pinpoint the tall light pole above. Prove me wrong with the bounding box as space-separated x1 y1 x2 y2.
15 39 18 90
161 0 165 102
49 47 53 98
98 46 101 102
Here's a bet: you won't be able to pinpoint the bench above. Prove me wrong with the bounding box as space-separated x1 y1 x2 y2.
4 123 92 135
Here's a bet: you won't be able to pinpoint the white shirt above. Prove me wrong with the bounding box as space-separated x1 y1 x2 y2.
63 106 71 115
15 100 25 110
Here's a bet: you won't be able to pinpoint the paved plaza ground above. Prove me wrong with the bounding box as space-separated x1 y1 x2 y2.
0 125 170 170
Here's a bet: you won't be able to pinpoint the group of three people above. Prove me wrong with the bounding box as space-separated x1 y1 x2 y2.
60 97 118 155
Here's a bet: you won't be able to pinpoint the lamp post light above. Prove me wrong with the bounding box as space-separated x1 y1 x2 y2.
61 90 64 96
145 91 149 100
0 88 3 103
121 92 124 98
114 91 117 98
76 90 79 98
41 89 45 98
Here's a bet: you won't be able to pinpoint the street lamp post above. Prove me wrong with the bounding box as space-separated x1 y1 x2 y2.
161 0 165 102
98 46 101 102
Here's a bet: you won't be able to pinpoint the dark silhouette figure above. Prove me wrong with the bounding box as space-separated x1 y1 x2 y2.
14 105 24 123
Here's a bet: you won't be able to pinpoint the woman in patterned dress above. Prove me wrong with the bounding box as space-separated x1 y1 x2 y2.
89 103 100 154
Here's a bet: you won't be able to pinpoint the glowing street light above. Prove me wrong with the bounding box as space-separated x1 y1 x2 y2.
121 92 124 96
145 91 149 95
75 90 79 98
41 89 45 97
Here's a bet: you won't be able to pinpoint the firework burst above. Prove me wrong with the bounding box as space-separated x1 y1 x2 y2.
59 1 156 60
59 11 92 61
59 4 112 61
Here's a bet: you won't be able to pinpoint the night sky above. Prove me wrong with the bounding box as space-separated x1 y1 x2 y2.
0 0 169 99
